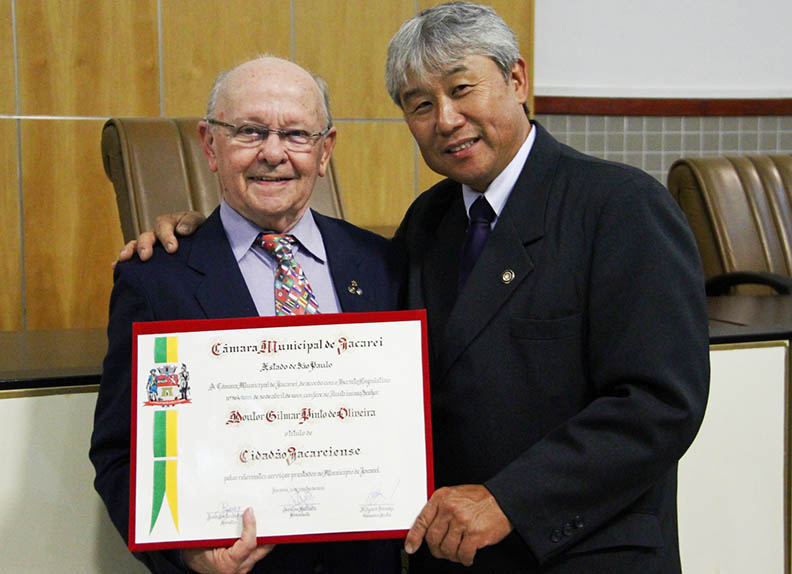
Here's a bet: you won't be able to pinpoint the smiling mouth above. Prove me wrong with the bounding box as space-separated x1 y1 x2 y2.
248 175 293 182
446 138 479 154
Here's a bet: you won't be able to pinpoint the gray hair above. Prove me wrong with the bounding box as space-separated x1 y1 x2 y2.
206 55 333 128
385 2 521 108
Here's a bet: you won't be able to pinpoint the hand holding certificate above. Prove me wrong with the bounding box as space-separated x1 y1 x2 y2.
181 508 275 571
129 310 432 552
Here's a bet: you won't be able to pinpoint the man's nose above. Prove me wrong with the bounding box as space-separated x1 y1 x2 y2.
256 132 288 164
435 99 465 135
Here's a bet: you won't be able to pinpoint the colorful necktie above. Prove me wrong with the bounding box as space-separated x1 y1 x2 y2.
458 195 496 291
258 233 321 316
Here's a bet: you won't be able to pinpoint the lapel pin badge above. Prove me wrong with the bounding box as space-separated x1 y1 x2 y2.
501 269 515 284
347 280 363 295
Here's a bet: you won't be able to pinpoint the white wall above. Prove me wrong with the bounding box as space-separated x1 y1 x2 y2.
678 343 788 573
534 0 792 98
0 391 147 574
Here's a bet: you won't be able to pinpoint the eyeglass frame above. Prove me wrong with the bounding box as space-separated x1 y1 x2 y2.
205 118 332 151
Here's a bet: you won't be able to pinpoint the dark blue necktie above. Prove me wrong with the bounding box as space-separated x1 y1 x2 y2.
458 195 496 291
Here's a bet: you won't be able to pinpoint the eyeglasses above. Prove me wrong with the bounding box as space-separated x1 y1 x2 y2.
206 118 331 152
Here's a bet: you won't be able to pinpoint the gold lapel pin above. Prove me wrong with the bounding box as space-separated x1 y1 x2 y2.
501 269 515 284
347 280 363 295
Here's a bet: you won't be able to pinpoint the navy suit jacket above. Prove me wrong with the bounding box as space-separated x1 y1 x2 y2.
394 122 710 573
90 208 405 573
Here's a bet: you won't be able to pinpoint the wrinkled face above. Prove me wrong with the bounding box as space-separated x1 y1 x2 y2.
399 55 531 192
200 59 336 232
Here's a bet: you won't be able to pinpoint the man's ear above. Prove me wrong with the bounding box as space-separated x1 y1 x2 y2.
509 57 530 106
198 120 219 172
317 127 337 178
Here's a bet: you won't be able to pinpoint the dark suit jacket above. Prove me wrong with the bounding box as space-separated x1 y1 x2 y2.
90 208 405 574
394 122 710 573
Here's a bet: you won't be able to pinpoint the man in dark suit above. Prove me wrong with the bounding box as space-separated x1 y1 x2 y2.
123 4 709 572
90 56 403 574
386 4 709 573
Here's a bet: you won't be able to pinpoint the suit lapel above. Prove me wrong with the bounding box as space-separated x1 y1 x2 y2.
187 209 258 319
314 212 379 313
436 122 562 379
421 195 467 349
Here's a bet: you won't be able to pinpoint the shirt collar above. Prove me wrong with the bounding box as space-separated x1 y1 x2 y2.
220 199 327 263
462 124 536 220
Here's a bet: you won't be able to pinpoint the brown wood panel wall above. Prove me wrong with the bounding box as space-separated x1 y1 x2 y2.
0 0 13 114
0 0 20 330
1 0 535 331
0 119 21 330
162 0 292 117
296 0 418 227
332 123 417 225
17 1 160 117
21 120 120 330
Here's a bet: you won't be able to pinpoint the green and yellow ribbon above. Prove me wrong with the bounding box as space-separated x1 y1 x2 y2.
151 410 179 532
154 336 178 363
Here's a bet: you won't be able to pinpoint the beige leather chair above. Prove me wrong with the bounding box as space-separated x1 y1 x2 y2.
101 117 345 242
668 154 792 295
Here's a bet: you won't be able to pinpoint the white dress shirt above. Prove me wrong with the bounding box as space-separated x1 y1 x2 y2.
461 124 537 227
220 199 341 316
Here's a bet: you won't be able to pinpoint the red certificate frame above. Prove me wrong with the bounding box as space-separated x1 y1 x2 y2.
129 310 433 551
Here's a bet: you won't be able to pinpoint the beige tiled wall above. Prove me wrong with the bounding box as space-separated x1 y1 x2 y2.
535 114 792 183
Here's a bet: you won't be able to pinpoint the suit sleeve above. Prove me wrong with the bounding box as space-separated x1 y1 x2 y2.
89 263 186 573
484 174 710 563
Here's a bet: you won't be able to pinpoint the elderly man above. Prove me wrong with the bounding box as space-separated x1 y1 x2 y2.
124 4 710 573
90 56 403 574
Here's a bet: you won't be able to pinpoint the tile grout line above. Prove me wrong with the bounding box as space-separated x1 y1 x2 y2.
622 116 627 163
777 116 782 153
738 117 743 154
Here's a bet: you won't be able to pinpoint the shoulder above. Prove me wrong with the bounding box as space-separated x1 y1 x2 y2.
409 177 460 216
313 211 385 242
394 178 460 240
558 145 666 197
546 149 698 267
530 121 669 206
112 225 207 293
313 211 404 262
530 145 678 232
312 211 393 250
114 207 224 278
115 237 192 275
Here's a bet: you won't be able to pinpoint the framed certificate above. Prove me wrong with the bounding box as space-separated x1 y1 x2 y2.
129 310 433 551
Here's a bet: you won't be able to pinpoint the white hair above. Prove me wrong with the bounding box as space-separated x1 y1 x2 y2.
385 2 521 108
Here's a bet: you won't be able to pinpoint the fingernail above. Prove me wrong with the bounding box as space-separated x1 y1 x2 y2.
404 543 414 554
166 241 175 252
177 225 188 233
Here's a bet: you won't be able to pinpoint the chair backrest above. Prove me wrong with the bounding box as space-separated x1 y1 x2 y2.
101 117 345 242
668 154 792 294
